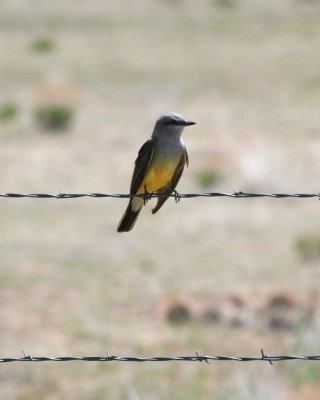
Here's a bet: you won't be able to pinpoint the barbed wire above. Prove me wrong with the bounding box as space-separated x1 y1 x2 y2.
1 350 320 364
0 190 319 200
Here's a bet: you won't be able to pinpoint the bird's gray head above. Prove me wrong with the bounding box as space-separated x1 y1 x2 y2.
153 112 196 137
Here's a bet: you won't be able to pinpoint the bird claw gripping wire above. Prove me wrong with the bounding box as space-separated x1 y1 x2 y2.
143 186 153 205
168 186 181 203
174 190 182 203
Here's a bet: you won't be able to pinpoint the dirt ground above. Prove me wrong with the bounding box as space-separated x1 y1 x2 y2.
1 0 320 398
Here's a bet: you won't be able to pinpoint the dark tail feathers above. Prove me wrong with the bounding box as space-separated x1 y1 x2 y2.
117 203 142 232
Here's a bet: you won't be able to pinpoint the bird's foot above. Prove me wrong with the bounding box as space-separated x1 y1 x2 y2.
143 186 153 205
172 188 182 203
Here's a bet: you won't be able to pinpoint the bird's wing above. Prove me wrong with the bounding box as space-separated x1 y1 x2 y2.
152 148 188 214
185 147 189 167
130 138 156 195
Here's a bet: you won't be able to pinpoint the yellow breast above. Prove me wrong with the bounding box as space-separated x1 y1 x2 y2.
137 163 177 194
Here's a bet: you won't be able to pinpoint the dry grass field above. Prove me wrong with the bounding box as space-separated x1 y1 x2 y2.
1 0 320 398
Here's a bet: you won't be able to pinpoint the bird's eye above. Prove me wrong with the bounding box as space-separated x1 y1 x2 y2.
171 119 178 124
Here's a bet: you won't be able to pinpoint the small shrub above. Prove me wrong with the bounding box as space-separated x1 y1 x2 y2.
268 293 295 309
195 168 222 188
269 316 294 331
295 236 320 261
213 0 236 9
30 37 55 53
202 308 221 324
34 104 73 131
166 303 192 325
0 102 19 120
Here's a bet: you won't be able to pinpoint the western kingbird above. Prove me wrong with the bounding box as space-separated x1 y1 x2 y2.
117 112 196 232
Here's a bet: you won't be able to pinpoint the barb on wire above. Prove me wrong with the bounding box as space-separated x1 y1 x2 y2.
0 191 319 200
1 350 320 364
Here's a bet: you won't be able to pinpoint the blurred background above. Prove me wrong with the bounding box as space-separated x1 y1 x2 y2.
1 0 320 398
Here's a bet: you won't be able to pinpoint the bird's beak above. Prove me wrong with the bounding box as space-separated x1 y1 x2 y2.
183 120 196 126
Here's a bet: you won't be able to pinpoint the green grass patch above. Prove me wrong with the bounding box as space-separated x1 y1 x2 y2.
213 0 236 9
195 168 222 188
284 359 320 387
295 235 320 261
30 36 55 53
34 104 74 131
0 101 19 120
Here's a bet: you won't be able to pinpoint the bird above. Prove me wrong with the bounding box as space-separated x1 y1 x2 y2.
117 112 196 232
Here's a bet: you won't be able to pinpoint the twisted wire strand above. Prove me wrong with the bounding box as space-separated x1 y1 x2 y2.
0 191 319 200
1 351 320 364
